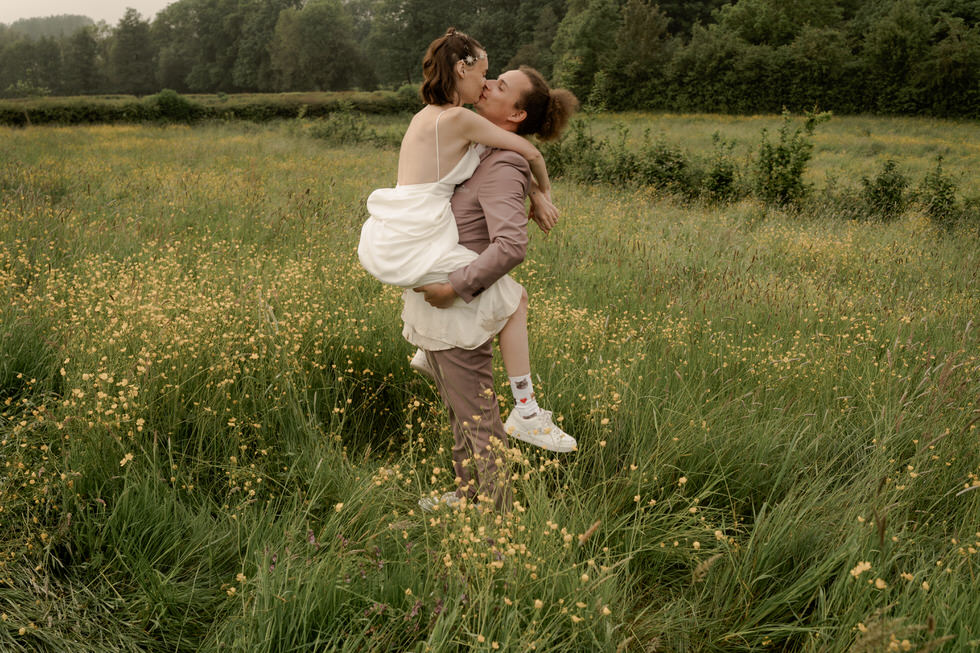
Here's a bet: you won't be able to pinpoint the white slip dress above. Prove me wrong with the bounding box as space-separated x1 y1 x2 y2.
357 111 523 351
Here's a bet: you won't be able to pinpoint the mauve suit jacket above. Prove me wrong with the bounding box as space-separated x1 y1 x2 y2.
447 148 531 301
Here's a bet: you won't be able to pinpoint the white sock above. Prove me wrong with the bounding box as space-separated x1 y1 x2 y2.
509 374 539 418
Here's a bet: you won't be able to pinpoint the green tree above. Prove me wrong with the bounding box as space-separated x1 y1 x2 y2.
912 15 980 116
269 0 369 91
666 22 746 112
0 35 67 96
108 8 156 94
655 0 727 37
0 38 42 96
63 26 104 94
551 0 621 101
344 0 379 44
599 0 676 109
861 0 932 112
187 0 248 91
152 0 251 92
715 0 845 47
465 0 526 76
152 1 197 91
7 15 93 40
367 0 456 87
506 3 562 78
233 0 302 91
778 25 862 112
933 0 980 24
31 36 64 94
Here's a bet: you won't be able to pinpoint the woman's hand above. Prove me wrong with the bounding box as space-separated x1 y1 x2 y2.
529 188 558 234
413 282 457 308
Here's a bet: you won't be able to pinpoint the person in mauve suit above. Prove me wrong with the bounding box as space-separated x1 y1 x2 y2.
409 65 579 512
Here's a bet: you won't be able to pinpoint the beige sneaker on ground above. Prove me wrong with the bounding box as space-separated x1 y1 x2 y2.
410 348 435 380
504 408 577 452
418 491 460 512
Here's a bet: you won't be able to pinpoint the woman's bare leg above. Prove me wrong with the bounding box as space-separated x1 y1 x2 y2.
496 288 576 450
498 289 540 417
498 289 530 377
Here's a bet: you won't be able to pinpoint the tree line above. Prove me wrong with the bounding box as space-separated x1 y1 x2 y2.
1 0 978 117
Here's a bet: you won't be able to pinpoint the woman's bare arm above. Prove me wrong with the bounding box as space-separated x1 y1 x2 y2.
444 107 552 195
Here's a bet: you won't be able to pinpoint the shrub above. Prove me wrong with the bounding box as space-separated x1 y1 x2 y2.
703 132 740 201
920 156 960 230
637 134 694 194
307 102 392 147
147 89 201 123
860 159 909 221
539 118 604 182
753 110 831 206
594 125 640 185
542 119 722 199
813 171 864 221
0 90 419 127
540 120 696 195
585 71 612 113
396 83 421 108
3 80 52 98
962 196 979 228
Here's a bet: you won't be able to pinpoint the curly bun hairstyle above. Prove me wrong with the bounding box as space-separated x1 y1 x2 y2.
421 27 486 106
514 66 579 142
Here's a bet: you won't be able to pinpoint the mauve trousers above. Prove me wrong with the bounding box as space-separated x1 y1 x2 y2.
424 340 512 512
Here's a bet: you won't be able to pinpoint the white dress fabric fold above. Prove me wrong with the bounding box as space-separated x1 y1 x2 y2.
358 143 522 350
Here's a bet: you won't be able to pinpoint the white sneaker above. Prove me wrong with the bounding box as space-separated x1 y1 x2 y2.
504 408 577 452
410 348 435 380
418 491 460 512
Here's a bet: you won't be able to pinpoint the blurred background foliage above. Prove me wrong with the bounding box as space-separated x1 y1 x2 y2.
0 0 978 117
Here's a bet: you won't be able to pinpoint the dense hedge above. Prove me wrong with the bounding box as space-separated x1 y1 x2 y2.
0 88 421 126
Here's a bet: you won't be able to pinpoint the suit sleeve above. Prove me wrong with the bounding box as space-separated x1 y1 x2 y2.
448 152 530 303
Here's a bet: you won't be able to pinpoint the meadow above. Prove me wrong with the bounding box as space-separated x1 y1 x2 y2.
0 113 978 652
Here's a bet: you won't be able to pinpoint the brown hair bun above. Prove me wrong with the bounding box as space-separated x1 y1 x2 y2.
515 66 579 141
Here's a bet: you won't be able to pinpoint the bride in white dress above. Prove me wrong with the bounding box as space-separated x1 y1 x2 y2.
358 29 555 350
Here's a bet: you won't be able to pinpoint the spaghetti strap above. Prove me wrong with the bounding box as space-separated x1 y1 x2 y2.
434 110 448 180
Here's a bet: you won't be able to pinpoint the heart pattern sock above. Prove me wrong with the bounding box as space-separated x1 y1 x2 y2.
509 374 540 418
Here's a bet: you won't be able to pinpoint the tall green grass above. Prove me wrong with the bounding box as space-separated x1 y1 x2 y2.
0 117 977 651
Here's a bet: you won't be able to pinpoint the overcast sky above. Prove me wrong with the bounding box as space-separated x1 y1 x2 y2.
0 1 175 26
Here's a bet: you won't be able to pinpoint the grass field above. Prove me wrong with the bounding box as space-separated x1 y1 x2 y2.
1 114 978 652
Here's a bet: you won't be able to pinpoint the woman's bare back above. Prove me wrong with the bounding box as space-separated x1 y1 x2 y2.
397 105 472 186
